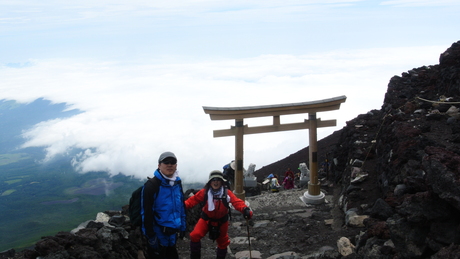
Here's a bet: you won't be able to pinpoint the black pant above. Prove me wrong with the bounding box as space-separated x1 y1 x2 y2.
146 245 179 259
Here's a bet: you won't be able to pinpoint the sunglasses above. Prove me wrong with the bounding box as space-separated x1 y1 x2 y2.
211 178 222 182
161 159 177 165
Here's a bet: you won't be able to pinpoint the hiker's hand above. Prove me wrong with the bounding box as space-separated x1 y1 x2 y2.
243 207 252 219
179 231 186 239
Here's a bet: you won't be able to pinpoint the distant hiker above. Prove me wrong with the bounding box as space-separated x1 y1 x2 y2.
222 160 236 190
282 168 295 190
263 173 274 190
185 170 253 259
141 151 186 259
270 174 281 192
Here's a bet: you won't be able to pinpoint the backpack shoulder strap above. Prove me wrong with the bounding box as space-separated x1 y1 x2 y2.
222 187 229 208
145 176 161 199
222 187 232 220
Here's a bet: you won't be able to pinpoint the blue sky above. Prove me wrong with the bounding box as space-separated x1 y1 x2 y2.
1 0 459 183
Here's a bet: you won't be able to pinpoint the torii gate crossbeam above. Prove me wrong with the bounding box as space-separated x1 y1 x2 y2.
203 95 346 202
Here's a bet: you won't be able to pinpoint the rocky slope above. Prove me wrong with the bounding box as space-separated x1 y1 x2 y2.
256 40 460 258
3 40 460 259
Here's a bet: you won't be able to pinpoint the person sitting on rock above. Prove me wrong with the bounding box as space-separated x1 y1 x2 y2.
270 174 281 192
282 168 295 189
185 170 253 259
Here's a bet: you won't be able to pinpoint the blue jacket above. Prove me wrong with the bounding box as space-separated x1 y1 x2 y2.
141 169 186 240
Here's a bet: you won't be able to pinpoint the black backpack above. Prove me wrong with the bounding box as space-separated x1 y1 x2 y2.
128 177 161 227
222 165 234 182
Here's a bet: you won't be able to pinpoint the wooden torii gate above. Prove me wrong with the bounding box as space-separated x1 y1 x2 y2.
203 95 346 202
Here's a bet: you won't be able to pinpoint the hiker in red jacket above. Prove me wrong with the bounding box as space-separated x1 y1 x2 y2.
185 170 253 259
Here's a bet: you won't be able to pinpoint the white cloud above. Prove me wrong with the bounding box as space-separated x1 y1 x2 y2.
0 45 443 183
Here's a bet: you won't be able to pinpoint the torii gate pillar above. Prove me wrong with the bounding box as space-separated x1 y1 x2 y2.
308 113 320 195
234 119 245 200
203 95 346 202
301 113 326 204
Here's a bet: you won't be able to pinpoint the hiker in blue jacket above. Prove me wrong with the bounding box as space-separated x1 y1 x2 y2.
141 151 187 259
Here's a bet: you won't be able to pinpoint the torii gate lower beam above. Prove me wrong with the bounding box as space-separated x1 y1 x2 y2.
203 95 346 202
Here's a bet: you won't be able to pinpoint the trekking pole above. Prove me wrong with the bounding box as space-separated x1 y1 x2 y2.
246 218 252 259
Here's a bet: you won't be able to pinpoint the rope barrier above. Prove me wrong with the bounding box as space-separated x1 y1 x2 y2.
416 96 460 104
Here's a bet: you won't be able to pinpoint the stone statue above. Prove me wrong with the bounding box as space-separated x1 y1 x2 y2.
299 162 310 187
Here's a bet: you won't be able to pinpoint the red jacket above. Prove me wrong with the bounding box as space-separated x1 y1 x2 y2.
185 188 247 219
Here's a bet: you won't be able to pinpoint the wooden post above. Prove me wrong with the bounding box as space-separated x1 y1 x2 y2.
234 119 245 200
308 113 320 196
